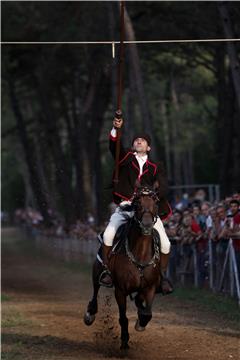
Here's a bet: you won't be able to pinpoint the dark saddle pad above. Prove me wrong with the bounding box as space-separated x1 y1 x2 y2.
97 222 161 261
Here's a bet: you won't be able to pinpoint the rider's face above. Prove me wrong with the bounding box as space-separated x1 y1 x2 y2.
133 138 150 154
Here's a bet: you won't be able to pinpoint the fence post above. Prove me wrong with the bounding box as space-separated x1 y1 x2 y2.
218 241 230 291
229 241 234 296
193 245 198 287
215 184 220 202
209 185 214 203
229 239 240 306
209 239 214 289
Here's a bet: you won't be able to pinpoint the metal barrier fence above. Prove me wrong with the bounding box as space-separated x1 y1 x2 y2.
168 238 240 305
33 230 240 305
169 184 220 202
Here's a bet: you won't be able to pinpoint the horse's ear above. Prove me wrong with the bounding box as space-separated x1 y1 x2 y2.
153 180 159 191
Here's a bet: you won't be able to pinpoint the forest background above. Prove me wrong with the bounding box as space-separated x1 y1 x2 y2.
2 1 240 225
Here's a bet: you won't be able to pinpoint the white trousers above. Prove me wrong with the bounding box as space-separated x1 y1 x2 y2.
103 206 171 254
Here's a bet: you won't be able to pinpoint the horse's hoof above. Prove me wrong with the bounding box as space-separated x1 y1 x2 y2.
120 342 130 350
83 312 95 326
135 320 145 332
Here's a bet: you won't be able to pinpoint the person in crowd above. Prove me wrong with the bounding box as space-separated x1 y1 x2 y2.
173 193 189 211
201 202 213 234
165 210 183 282
192 204 205 230
178 213 202 245
177 213 202 282
194 189 207 206
228 200 240 270
215 205 229 283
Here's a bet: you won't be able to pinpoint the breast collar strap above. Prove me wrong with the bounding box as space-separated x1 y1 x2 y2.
125 235 160 271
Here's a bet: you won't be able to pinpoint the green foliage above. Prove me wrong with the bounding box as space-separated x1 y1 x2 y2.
2 2 239 218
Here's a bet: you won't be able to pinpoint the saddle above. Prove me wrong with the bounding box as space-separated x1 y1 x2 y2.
97 221 161 263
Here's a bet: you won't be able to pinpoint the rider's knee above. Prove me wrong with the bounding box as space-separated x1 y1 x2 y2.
103 229 115 246
160 242 171 254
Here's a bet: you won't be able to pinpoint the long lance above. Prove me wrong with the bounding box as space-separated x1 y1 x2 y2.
114 0 125 184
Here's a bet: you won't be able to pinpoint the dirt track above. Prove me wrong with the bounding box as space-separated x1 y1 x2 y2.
2 228 240 360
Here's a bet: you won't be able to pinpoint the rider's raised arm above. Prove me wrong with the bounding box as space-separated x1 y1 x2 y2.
109 117 127 160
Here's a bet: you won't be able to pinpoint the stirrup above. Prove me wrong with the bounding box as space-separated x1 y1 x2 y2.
99 269 113 288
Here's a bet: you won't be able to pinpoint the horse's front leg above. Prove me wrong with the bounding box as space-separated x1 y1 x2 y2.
135 286 155 331
115 287 129 350
84 260 101 326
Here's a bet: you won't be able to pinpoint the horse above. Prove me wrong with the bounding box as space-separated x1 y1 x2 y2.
84 185 163 350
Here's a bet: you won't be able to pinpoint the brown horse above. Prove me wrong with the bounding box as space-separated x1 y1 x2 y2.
84 186 163 349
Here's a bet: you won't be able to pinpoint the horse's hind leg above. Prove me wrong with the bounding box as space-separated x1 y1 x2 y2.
84 260 101 326
115 287 129 350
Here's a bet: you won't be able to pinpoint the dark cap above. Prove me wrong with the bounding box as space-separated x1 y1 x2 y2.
132 134 151 146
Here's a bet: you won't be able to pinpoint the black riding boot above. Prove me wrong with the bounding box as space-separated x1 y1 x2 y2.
99 244 113 288
156 252 173 295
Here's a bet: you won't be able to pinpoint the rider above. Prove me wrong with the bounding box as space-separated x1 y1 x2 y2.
99 115 173 294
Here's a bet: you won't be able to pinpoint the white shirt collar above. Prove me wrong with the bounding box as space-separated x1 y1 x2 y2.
134 153 148 175
134 152 148 162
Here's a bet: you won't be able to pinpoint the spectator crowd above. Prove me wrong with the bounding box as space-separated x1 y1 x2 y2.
13 189 240 290
166 189 240 288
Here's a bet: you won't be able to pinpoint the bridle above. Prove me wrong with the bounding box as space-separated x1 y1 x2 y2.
124 187 161 273
132 187 159 235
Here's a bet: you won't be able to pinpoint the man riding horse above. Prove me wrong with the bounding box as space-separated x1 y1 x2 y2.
99 115 173 295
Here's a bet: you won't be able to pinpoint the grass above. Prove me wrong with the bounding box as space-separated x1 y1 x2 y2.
1 294 12 302
1 345 24 360
63 259 92 274
2 310 33 328
172 286 240 327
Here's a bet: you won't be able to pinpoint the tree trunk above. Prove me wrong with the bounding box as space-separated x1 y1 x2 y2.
58 83 85 220
218 2 240 113
8 78 52 225
32 132 57 213
36 75 76 225
15 144 35 208
170 76 182 189
188 147 194 185
86 72 110 224
214 44 234 196
160 101 172 180
219 69 235 195
123 5 157 159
